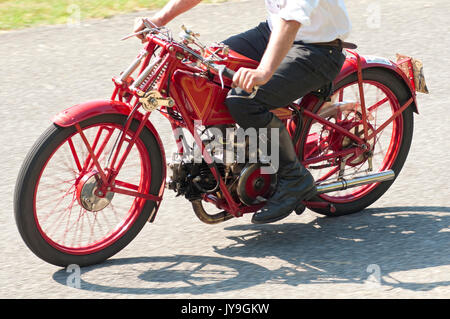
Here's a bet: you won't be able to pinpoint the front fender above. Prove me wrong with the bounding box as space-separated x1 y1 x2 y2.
52 99 133 126
52 99 167 222
335 53 419 114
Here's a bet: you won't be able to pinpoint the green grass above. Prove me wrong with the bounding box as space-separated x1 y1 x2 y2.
0 0 212 30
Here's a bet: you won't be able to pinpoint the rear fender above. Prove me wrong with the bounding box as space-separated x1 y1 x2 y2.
335 53 419 114
52 99 166 222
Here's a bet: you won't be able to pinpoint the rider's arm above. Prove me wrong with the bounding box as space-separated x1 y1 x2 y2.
135 0 202 40
151 0 202 26
233 18 301 93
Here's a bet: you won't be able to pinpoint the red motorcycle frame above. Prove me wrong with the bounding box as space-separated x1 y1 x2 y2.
15 25 426 266
53 33 418 218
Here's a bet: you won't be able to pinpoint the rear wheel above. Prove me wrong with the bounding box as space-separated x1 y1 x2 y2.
298 68 414 216
14 114 163 266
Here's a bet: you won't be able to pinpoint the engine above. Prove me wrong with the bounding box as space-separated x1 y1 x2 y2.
166 125 277 206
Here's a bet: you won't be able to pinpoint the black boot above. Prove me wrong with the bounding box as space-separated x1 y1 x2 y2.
251 116 316 224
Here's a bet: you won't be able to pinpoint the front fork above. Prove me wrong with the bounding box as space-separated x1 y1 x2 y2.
73 110 162 204
88 43 169 204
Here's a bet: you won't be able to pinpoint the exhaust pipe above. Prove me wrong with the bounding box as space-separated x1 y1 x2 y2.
191 170 395 224
191 199 234 224
316 170 395 194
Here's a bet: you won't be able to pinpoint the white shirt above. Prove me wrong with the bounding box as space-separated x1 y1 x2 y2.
265 0 352 43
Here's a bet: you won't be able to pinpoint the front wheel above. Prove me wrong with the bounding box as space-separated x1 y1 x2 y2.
14 114 164 267
299 68 415 216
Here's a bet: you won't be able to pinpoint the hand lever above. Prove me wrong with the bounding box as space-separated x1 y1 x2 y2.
213 64 259 98
121 29 150 41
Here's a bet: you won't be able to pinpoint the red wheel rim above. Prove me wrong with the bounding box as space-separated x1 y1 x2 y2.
302 80 404 204
33 122 152 255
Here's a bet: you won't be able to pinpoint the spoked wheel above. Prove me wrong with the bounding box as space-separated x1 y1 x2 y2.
299 68 414 216
14 114 163 266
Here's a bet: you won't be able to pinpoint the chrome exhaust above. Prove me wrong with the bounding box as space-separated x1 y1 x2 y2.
316 170 395 194
190 170 395 224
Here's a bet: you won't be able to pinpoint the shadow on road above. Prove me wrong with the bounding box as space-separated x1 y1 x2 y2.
53 254 271 295
53 206 450 295
214 205 450 292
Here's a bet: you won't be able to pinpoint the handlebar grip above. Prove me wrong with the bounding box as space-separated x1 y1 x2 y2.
218 66 259 97
221 67 235 80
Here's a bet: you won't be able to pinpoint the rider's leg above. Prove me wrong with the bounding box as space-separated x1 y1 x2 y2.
253 112 316 224
222 22 271 62
225 43 345 224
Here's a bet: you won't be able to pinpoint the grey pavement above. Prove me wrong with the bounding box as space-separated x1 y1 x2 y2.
0 0 449 298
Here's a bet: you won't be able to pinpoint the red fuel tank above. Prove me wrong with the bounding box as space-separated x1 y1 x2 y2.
170 48 292 126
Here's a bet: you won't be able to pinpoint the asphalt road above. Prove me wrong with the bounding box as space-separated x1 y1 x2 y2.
1 0 449 299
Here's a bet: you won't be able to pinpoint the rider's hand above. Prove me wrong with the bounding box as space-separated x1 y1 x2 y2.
133 17 162 43
232 67 271 93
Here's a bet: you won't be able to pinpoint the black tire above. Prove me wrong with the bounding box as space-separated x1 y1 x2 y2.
299 68 415 216
14 114 164 267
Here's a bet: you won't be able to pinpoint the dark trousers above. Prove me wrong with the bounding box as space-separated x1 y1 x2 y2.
223 22 346 129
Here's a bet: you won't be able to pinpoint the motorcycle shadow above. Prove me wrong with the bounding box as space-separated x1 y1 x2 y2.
52 254 272 295
215 205 450 292
52 205 450 295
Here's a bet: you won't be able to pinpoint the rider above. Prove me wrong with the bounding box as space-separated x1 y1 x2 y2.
134 0 352 224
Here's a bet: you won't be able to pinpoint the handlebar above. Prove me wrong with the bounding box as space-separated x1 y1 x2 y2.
121 23 259 96
221 67 235 80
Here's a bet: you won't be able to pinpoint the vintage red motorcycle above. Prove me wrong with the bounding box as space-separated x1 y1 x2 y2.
14 23 427 267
